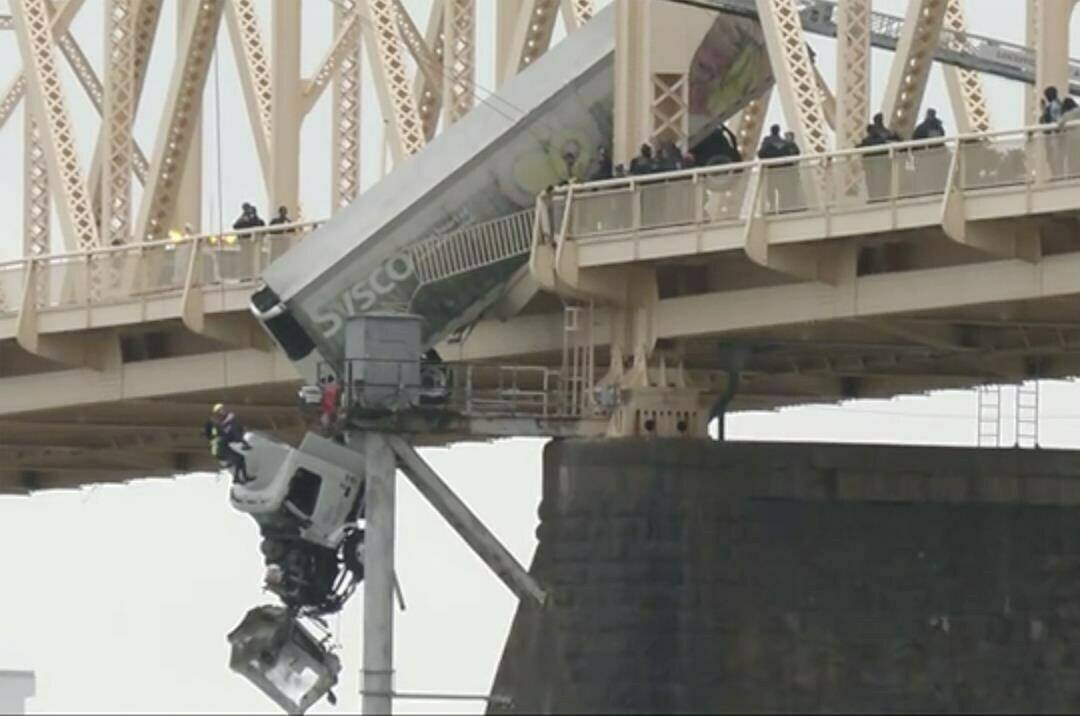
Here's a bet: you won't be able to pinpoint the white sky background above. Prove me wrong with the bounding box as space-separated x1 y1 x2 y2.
5 0 1080 713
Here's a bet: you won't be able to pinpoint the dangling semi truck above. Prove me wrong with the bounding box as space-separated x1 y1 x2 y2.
227 5 773 712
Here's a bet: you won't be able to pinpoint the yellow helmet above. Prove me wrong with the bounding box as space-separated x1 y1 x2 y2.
212 403 225 415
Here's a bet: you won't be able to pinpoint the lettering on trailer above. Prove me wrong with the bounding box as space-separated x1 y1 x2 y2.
313 251 419 338
312 206 472 340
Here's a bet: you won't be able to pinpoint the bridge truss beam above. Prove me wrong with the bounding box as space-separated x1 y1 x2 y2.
11 0 100 251
360 0 426 162
332 0 364 212
942 0 992 134
835 0 870 149
882 0 948 139
224 0 273 187
134 0 224 241
754 0 830 155
441 0 475 126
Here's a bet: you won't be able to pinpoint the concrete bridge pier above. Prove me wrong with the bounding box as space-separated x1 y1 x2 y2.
489 439 1080 714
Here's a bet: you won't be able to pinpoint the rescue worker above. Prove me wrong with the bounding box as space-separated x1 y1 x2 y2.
696 123 742 165
629 143 657 175
319 375 342 438
266 205 292 263
203 403 251 483
232 203 257 231
268 206 291 230
860 117 896 201
912 108 946 141
869 112 902 143
911 109 948 196
757 125 788 160
759 125 794 212
589 146 613 182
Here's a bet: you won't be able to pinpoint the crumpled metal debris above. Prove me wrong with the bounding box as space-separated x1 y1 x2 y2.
227 605 341 714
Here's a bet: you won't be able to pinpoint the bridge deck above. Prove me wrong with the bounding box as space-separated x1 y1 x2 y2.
7 124 1080 492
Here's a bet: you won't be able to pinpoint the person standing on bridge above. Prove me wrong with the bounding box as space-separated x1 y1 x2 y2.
268 205 291 230
204 404 251 483
588 146 613 182
759 125 793 212
911 109 948 197
1058 97 1080 178
1041 86 1065 125
267 206 293 264
912 108 945 141
869 112 902 143
1041 87 1068 179
860 114 899 201
630 143 657 175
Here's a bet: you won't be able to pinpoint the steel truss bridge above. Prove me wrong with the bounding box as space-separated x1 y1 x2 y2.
3 0 1080 493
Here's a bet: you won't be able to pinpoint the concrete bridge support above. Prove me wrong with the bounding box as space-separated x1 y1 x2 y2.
489 440 1080 713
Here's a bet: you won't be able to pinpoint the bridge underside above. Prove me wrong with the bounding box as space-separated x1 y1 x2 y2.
468 294 1080 404
5 287 1080 492
0 382 305 494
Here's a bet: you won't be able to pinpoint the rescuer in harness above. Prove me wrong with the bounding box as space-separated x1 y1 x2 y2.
204 403 252 483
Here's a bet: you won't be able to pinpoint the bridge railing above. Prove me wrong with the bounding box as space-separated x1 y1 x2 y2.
331 359 608 420
0 221 324 315
554 122 1080 244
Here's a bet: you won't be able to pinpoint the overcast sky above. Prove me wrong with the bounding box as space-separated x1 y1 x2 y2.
4 1 1080 714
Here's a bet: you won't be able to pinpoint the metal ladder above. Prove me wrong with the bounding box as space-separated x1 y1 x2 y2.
1015 380 1040 449
976 385 1003 448
561 302 595 417
976 383 1041 448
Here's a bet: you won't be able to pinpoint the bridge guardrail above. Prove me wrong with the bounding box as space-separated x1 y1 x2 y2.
552 121 1080 244
0 221 324 316
324 359 606 420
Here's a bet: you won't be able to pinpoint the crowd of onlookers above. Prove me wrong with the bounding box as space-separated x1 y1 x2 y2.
585 124 751 182
1039 85 1080 125
582 106 952 188
232 203 294 233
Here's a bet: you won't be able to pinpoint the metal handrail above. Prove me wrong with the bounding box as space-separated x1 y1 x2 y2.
545 122 1080 244
0 219 325 271
331 358 602 420
560 121 1080 195
0 221 325 315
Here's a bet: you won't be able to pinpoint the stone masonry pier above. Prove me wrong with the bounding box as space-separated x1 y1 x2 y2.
489 440 1080 714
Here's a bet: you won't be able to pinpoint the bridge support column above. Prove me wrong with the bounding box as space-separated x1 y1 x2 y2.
174 0 201 234
361 432 396 716
612 0 716 166
1033 0 1077 112
490 439 1080 713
